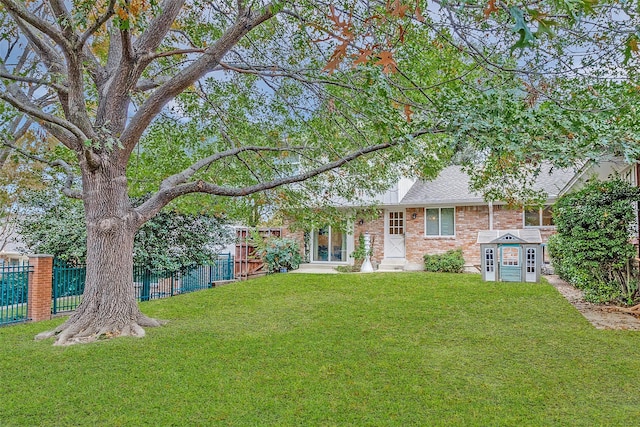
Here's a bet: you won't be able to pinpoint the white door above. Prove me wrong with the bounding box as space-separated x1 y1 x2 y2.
484 248 496 281
525 247 537 282
385 209 405 258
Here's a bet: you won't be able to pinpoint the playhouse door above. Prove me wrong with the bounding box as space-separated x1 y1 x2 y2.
484 247 496 281
500 245 521 282
525 247 537 282
385 209 405 258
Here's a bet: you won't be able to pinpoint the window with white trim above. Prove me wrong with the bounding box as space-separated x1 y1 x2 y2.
425 207 455 236
502 247 520 266
524 206 554 227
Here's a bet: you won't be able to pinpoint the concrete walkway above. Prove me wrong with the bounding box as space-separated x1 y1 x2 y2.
290 264 340 274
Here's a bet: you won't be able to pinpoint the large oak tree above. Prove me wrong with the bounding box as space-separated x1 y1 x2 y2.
0 0 638 344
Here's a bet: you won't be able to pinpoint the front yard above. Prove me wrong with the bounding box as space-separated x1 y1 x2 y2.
1 272 639 426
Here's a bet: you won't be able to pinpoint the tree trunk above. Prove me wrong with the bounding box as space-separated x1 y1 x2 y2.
36 160 162 345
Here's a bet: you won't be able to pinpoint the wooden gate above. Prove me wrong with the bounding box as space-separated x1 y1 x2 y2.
235 228 282 280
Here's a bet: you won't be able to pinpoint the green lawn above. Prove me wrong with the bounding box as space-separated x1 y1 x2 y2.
1 272 639 426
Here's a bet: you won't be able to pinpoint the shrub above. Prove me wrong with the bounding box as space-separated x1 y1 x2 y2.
257 237 303 273
549 178 640 305
335 265 360 273
423 249 465 273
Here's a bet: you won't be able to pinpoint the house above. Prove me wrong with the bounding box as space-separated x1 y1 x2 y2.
283 164 575 272
562 156 637 192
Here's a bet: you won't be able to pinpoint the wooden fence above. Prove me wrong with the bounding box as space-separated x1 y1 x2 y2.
235 227 282 280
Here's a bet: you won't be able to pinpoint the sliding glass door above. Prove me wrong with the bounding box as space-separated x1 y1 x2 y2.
312 226 347 262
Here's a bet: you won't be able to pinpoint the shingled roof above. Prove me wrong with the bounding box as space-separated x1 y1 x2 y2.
400 165 575 206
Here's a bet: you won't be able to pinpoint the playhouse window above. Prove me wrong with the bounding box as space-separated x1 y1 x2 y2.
502 247 520 266
425 207 455 236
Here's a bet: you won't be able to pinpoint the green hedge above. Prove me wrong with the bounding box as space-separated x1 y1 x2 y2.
548 178 640 304
423 249 465 273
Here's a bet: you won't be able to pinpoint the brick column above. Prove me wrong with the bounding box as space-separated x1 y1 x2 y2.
28 255 54 322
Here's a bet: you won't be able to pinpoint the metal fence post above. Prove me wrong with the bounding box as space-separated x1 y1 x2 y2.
52 265 58 315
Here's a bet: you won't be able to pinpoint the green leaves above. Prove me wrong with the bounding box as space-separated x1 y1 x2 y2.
16 190 234 272
509 7 535 52
624 33 640 65
254 236 302 273
550 178 640 304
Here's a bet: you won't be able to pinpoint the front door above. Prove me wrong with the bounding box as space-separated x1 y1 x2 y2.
384 209 405 258
500 245 521 282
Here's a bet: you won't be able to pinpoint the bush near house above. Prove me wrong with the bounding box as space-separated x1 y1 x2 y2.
256 237 303 273
423 249 465 273
548 178 640 304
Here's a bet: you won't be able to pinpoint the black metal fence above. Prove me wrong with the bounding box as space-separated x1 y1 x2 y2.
52 259 85 315
0 262 31 325
52 254 235 314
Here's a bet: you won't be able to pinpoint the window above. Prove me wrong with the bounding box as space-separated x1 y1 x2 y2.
388 211 404 235
502 247 520 266
425 207 455 236
524 206 554 227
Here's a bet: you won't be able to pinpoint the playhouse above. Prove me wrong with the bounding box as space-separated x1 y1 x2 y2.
477 229 542 283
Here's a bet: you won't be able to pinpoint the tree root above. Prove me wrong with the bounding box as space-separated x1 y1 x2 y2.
35 314 167 346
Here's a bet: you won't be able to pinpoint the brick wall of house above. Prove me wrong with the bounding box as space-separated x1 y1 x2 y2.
493 205 523 230
403 206 491 267
283 204 556 269
354 212 385 266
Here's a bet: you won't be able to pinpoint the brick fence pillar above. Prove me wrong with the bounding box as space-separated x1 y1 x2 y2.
28 255 54 322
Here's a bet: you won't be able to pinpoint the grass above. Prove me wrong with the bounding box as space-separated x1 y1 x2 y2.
1 272 640 426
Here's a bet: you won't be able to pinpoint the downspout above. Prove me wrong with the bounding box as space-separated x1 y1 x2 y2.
488 201 494 231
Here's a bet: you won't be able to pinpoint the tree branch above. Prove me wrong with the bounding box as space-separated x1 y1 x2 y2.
46 0 76 44
134 77 171 92
0 136 82 199
0 69 68 94
134 0 187 55
148 48 207 60
135 129 443 224
0 0 72 51
13 16 66 76
159 146 305 191
119 4 277 161
0 91 87 144
78 0 117 48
